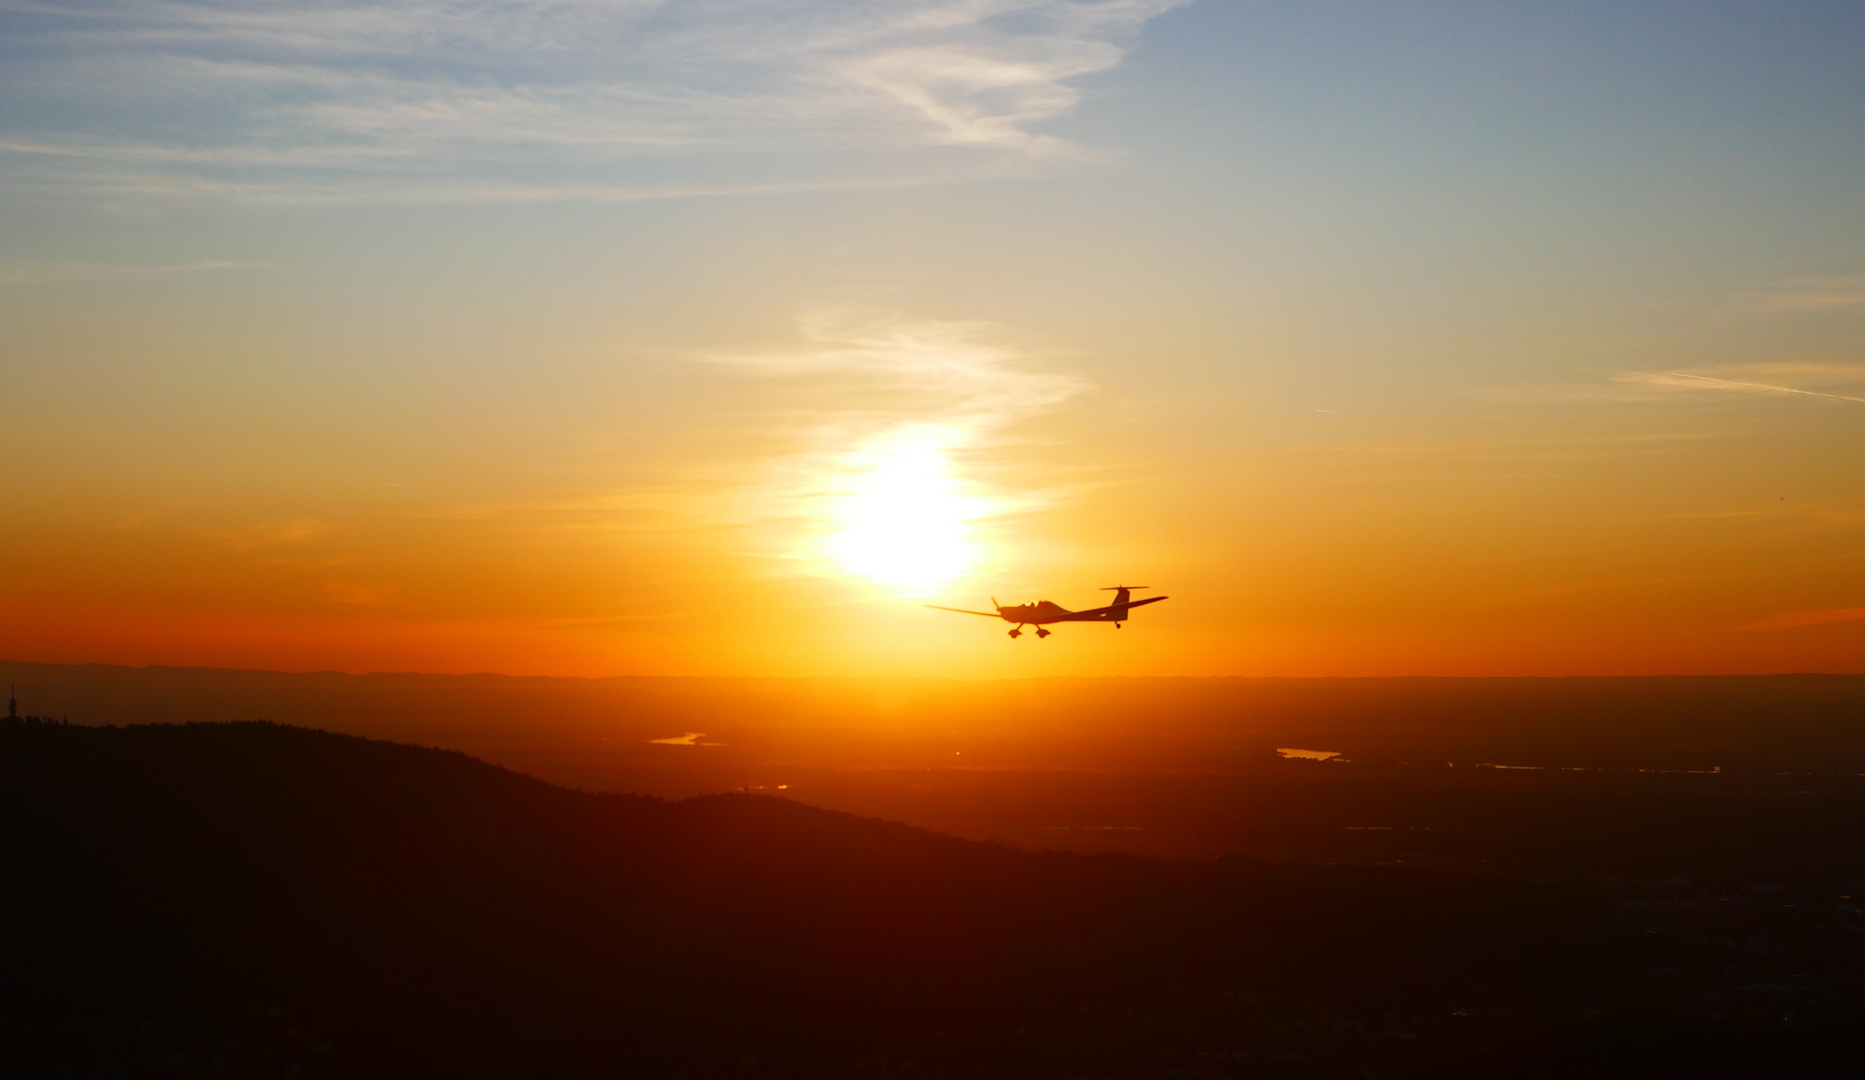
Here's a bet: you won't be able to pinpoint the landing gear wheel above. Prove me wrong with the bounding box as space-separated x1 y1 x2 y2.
1007 627 1022 639
1035 628 1051 639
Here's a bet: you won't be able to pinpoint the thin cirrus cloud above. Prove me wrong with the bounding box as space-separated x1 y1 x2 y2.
696 311 1092 578
1613 368 1865 405
1472 364 1865 406
0 0 1186 202
1736 607 1865 632
707 309 1089 428
0 260 261 285
452 311 1093 571
1735 277 1865 315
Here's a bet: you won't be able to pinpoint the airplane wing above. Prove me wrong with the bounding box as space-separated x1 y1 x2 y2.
925 605 1001 617
1074 595 1169 618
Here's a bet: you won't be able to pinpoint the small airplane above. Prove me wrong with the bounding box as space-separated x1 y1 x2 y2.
928 586 1168 639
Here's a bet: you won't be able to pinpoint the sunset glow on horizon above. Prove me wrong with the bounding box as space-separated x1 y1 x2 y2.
3 1 1864 678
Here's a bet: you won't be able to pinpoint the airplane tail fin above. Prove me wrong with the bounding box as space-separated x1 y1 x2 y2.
1099 585 1150 619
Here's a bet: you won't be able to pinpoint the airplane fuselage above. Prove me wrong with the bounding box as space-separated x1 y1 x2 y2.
926 587 1166 639
996 600 1116 625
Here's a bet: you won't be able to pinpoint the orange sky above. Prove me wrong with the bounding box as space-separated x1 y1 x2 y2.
3 1 1863 677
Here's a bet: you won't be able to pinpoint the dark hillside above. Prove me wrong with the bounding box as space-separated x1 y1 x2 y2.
3 722 1861 1078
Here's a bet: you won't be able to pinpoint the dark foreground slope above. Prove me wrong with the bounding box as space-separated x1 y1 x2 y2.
2 723 1861 1078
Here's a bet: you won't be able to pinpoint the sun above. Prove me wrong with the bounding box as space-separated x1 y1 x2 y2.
825 425 987 592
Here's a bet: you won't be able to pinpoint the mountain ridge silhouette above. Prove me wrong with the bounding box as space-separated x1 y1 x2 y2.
4 720 1861 1077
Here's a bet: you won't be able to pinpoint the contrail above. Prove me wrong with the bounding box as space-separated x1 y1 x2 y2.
1661 371 1865 403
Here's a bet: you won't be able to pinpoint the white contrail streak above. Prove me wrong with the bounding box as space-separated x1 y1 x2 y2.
1657 372 1865 404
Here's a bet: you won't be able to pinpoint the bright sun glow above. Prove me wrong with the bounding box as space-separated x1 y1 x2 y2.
826 425 987 591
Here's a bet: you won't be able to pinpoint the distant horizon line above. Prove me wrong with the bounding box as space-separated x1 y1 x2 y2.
2 658 1861 684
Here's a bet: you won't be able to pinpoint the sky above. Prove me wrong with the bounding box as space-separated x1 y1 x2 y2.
2 0 1864 678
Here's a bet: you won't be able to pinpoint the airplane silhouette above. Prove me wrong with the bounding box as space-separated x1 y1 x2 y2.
928 586 1168 639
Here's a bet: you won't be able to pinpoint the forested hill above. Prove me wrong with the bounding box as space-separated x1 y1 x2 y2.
0 721 1857 1078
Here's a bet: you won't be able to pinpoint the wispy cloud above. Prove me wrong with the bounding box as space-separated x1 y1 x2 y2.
708 309 1088 425
0 259 261 284
1477 363 1865 407
0 0 1186 202
1735 606 1865 632
1462 382 1674 404
203 518 341 550
701 310 1092 585
1736 277 1865 315
1614 368 1865 404
321 580 393 606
